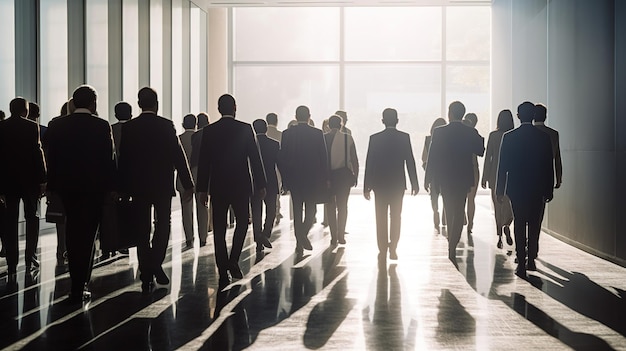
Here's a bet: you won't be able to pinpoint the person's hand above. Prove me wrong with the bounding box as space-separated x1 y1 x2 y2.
555 182 561 189
544 194 553 203
411 187 418 196
257 187 267 200
424 183 430 194
363 189 371 201
496 195 504 204
198 191 209 207
481 181 487 189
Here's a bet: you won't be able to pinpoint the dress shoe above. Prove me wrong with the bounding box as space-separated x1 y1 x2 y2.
68 290 92 303
526 259 537 271
199 240 207 247
338 238 346 245
141 281 154 295
155 267 170 285
256 243 264 253
504 226 513 245
497 237 503 249
26 255 40 270
230 263 243 280
321 221 328 227
300 237 313 251
119 249 129 255
389 250 398 260
259 236 273 249
515 266 527 279
330 239 337 247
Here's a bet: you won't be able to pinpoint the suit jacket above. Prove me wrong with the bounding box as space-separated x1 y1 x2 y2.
256 134 280 195
0 116 46 194
534 123 562 187
176 130 195 192
266 125 282 143
496 124 554 202
363 127 418 193
111 121 126 157
425 121 484 193
44 111 115 194
278 122 328 198
196 116 266 199
118 112 193 197
482 129 506 189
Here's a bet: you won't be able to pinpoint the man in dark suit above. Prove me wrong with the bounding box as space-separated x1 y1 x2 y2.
496 101 554 278
118 87 194 294
425 101 484 264
0 98 46 285
190 112 212 238
363 108 418 261
111 101 132 157
45 86 116 302
278 105 329 256
197 94 266 284
251 119 279 253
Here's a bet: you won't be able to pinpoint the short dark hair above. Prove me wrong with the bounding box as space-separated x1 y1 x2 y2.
27 102 40 121
534 104 547 122
114 102 132 121
138 87 158 110
9 97 29 116
266 113 278 126
183 114 197 129
335 110 347 122
382 108 398 127
295 105 310 122
448 101 466 121
60 102 69 116
253 119 267 134
328 115 342 129
73 85 97 109
218 94 236 116
517 101 536 122
196 113 209 128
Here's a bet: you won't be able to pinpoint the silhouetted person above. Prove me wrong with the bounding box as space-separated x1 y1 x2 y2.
363 108 418 261
190 112 212 239
118 87 194 294
481 110 514 249
334 110 352 135
462 112 481 245
197 94 266 284
251 119 278 253
0 110 5 120
278 105 329 255
496 101 553 278
111 102 132 157
176 114 197 249
26 101 46 265
0 98 46 285
422 118 447 233
265 112 283 225
325 115 359 246
425 101 484 264
45 85 116 302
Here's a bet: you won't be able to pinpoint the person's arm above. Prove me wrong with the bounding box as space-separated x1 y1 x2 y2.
481 134 494 188
32 123 47 196
247 126 267 197
404 134 419 195
196 127 211 206
554 131 562 188
172 129 194 192
349 135 359 185
495 134 510 198
363 136 373 200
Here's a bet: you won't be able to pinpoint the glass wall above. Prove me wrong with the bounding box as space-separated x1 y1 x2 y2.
86 0 109 120
0 0 15 113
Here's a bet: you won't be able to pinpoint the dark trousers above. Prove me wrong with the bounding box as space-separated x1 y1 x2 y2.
374 189 404 254
134 195 172 284
251 192 277 242
3 191 40 273
429 185 445 227
441 187 468 255
326 185 350 242
211 194 250 275
62 192 104 294
290 191 316 248
510 197 545 264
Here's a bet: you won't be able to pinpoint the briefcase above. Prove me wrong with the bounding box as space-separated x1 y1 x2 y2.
100 197 139 251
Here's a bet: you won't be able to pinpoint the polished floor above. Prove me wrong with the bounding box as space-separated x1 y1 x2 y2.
0 194 625 350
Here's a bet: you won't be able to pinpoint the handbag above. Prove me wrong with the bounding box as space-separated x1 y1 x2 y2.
45 192 65 223
100 196 139 251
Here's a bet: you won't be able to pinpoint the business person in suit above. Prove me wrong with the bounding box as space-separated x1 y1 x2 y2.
363 108 419 261
251 119 278 253
0 98 46 285
462 113 481 245
45 86 116 302
496 101 554 278
481 110 514 249
190 112 212 240
425 101 484 264
197 94 266 284
111 102 132 157
422 118 447 233
278 106 328 255
265 113 283 224
25 101 46 267
177 114 197 249
118 87 194 294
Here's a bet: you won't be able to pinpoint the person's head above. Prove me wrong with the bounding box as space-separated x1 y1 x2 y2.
496 109 514 132
517 101 536 123
463 113 478 128
0 110 5 121
196 112 209 128
60 102 68 116
138 87 158 112
322 119 330 133
335 110 347 124
9 97 29 117
218 94 236 117
448 101 466 121
288 119 298 128
430 118 447 135
382 108 398 127
27 102 40 122
328 115 342 130
114 102 132 121
182 114 197 130
253 119 267 134
72 85 98 113
266 113 278 126
534 103 547 122
295 105 310 122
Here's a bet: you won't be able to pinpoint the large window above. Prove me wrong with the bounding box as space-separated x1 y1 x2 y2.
0 0 15 113
232 6 491 184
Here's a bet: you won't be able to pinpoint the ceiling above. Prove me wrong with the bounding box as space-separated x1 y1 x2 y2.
192 0 491 9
